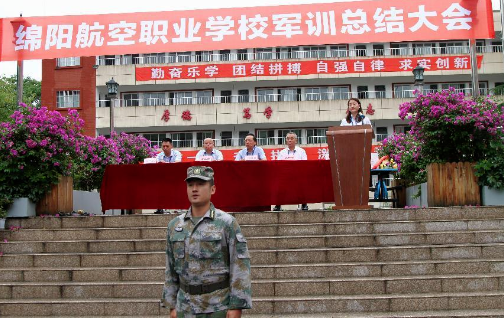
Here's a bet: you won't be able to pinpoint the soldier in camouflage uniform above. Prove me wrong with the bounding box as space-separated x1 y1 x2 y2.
161 166 252 318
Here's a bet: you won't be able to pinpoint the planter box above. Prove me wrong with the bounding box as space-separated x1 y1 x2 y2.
37 176 73 215
7 198 36 218
427 162 480 207
0 218 5 229
406 183 429 208
481 186 504 206
73 190 122 215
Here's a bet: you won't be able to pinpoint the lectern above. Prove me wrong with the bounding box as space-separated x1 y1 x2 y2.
326 125 374 209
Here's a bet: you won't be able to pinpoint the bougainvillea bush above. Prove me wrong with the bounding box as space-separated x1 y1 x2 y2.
379 89 504 186
0 104 83 201
72 132 156 191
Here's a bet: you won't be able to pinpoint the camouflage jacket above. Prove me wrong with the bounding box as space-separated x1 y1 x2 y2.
161 203 252 314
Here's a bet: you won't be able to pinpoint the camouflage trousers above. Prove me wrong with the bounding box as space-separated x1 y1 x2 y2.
177 310 227 318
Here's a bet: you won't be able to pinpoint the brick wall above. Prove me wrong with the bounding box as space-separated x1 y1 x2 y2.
41 57 97 137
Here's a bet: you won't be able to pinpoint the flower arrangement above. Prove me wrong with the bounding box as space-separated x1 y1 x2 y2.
72 132 156 191
243 107 251 119
0 104 83 202
181 110 192 121
379 88 504 186
263 106 273 119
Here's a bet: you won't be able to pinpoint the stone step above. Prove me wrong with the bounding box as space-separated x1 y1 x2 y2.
3 217 503 242
4 207 504 231
1 258 504 283
2 230 504 254
1 258 504 284
1 273 504 299
1 243 504 267
4 310 504 318
1 291 504 315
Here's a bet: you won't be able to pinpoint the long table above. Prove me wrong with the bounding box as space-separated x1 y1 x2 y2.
100 161 335 212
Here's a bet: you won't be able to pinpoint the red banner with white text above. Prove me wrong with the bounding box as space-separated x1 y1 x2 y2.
0 0 494 62
136 55 483 81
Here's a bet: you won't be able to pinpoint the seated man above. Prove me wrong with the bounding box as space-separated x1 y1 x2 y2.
275 132 308 211
235 133 267 161
195 138 224 161
156 138 182 163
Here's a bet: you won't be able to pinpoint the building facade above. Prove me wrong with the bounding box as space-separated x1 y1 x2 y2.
41 11 504 158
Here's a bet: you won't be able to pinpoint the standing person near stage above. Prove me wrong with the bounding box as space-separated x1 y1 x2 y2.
340 98 372 126
161 166 252 318
274 132 308 211
235 133 267 161
156 138 183 163
195 138 224 161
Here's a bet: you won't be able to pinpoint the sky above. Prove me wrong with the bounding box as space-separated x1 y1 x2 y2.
0 0 501 80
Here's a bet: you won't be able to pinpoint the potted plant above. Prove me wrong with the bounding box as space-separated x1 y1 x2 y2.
474 138 504 205
379 89 504 207
0 196 12 229
0 104 83 216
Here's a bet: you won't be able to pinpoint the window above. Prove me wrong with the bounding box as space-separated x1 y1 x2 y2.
332 87 350 100
172 91 192 105
376 127 388 142
413 43 435 55
143 133 165 149
476 40 486 53
330 45 348 57
256 48 274 60
372 44 384 56
219 50 231 61
307 128 326 144
491 41 503 53
238 131 250 146
394 85 414 98
123 54 140 65
439 42 468 54
57 91 80 108
357 86 368 99
237 49 249 61
57 57 80 67
279 88 299 102
394 125 411 134
177 52 191 63
257 130 275 145
494 82 504 95
238 90 250 103
196 91 212 104
143 92 165 106
306 87 322 101
257 89 276 102
390 43 409 56
144 53 165 64
171 132 193 148
441 83 467 95
196 51 212 62
196 132 213 147
124 93 140 107
220 131 233 147
306 46 327 58
355 45 367 57
220 90 232 103
375 85 386 99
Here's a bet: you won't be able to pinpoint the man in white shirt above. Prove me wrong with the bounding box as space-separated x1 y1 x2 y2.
156 138 183 163
275 132 308 211
195 138 224 161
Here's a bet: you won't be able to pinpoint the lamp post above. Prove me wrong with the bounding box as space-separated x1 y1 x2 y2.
106 78 119 135
412 64 425 95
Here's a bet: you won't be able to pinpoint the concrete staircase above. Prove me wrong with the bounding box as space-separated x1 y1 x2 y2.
1 207 504 317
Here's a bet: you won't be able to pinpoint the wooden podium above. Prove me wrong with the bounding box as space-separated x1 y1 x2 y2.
326 125 374 210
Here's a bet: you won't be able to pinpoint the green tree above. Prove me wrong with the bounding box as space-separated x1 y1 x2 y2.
0 75 41 122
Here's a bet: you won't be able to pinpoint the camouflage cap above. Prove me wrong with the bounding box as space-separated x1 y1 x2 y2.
185 166 214 182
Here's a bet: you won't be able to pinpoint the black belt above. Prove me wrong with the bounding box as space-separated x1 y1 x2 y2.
179 278 230 295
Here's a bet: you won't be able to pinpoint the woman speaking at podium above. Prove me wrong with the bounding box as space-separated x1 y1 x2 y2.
340 98 372 126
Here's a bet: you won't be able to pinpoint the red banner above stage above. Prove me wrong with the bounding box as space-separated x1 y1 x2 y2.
0 0 494 62
136 55 483 81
